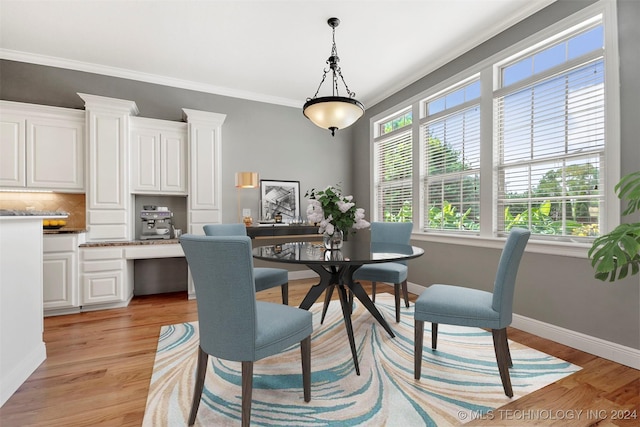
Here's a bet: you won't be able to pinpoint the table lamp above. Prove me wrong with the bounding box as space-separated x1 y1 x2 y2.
235 172 259 225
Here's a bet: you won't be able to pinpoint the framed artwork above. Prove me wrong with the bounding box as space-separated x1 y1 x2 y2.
260 179 300 222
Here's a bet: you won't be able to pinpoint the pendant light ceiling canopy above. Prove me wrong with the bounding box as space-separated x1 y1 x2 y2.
303 17 365 137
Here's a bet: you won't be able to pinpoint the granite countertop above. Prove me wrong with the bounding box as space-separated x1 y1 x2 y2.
0 209 69 217
80 239 180 247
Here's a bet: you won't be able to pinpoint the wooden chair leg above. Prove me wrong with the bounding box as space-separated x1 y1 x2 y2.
394 283 401 322
431 323 438 350
300 335 311 402
188 346 208 426
241 361 254 427
492 328 513 397
401 279 410 308
281 282 289 305
371 281 377 302
505 329 513 368
414 320 424 379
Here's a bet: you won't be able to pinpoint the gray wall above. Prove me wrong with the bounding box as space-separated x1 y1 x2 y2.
352 0 640 350
1 0 637 350
0 60 355 223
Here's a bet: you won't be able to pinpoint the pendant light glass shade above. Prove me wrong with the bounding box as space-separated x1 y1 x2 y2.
303 96 365 136
304 17 364 137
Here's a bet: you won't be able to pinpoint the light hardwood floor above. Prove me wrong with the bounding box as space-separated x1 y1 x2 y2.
0 280 638 426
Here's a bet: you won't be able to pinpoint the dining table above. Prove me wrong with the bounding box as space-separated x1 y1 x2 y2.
252 239 424 375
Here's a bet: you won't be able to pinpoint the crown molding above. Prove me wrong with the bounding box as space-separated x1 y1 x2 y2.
0 49 303 109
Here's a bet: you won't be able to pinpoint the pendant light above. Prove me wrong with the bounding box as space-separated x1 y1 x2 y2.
303 17 365 137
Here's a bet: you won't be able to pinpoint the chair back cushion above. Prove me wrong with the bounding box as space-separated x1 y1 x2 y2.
370 221 413 265
180 234 257 360
492 228 530 327
203 223 247 236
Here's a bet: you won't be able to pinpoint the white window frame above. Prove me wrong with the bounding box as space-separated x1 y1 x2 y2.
369 0 619 258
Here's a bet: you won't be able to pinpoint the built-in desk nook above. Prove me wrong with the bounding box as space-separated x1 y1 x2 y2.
79 225 323 305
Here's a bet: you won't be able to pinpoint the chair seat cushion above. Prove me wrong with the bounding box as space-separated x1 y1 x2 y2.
253 267 288 292
414 284 502 329
353 262 408 284
254 301 313 360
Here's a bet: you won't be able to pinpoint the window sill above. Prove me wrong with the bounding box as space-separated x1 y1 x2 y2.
410 232 592 259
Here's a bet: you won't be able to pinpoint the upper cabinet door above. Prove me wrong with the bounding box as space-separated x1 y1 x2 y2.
26 116 85 190
130 128 161 192
130 117 187 194
161 130 187 193
0 114 26 187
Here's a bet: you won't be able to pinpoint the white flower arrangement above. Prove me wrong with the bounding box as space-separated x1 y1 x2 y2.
305 185 370 235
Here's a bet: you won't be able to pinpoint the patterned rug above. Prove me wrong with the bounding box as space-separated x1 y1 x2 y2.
143 294 580 426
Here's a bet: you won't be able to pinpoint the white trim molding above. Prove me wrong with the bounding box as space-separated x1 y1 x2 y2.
410 282 639 370
511 314 640 370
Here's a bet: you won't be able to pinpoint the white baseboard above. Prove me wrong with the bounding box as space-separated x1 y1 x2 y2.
409 282 640 370
511 314 640 370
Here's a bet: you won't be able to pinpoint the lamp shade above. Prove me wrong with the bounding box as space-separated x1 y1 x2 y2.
303 96 365 134
235 172 258 188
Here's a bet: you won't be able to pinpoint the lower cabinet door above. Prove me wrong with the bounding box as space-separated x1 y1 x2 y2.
43 253 77 309
81 270 123 305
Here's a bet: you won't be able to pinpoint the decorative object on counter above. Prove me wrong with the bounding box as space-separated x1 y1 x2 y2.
42 218 67 229
305 184 370 249
139 206 174 240
235 171 259 223
260 179 300 223
274 212 283 223
303 17 365 137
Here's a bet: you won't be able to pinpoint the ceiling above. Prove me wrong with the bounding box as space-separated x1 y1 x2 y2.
0 0 556 109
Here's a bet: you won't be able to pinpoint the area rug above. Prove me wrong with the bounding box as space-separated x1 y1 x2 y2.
143 294 580 426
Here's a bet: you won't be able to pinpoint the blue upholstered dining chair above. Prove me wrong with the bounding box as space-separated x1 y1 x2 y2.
203 223 289 304
352 221 414 322
180 234 313 427
413 227 530 397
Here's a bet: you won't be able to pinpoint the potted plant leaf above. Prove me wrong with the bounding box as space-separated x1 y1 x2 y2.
588 171 640 281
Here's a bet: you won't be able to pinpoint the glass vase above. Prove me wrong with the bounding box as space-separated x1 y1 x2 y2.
323 229 344 250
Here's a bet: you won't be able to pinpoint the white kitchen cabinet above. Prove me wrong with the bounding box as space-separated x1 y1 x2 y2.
79 93 138 241
182 109 225 234
130 118 187 194
0 101 85 191
80 247 132 307
43 234 80 314
0 113 26 187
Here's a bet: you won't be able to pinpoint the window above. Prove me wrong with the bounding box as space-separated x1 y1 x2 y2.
495 22 605 237
371 1 617 244
422 79 481 232
373 110 412 222
379 110 413 136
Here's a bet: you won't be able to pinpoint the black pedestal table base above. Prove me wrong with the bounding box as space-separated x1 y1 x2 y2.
300 263 396 375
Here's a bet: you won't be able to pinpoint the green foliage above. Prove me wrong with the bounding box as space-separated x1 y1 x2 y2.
383 201 412 223
379 126 604 239
617 171 640 215
588 171 640 282
503 201 582 235
428 201 480 231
